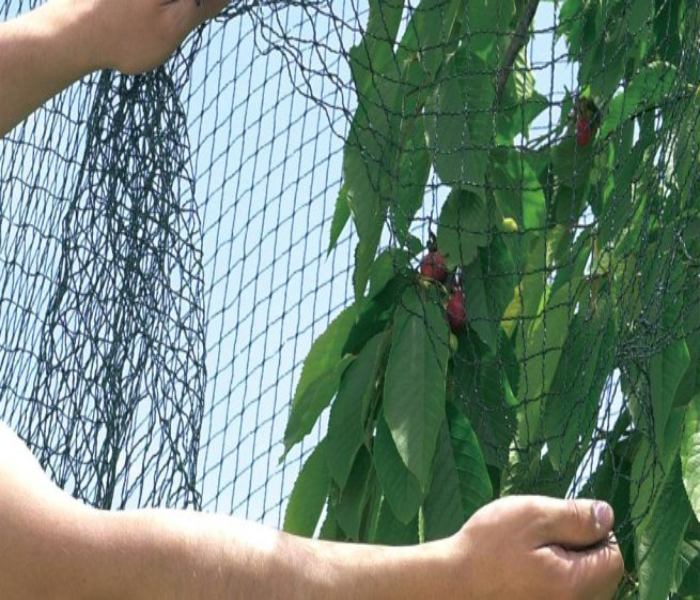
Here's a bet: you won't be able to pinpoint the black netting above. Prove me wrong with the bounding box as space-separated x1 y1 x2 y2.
2 0 700 596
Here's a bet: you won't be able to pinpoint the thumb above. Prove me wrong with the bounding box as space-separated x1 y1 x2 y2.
537 498 615 549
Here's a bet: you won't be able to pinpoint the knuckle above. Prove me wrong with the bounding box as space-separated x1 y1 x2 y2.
566 499 589 528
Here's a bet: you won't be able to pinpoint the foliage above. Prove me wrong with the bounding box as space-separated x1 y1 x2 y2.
284 1 700 597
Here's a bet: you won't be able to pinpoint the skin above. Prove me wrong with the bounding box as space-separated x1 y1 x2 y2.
0 2 625 597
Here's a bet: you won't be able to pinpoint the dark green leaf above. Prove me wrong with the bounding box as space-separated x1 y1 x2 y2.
650 338 691 457
318 499 343 541
391 120 431 245
327 333 390 488
516 278 580 447
283 441 330 536
447 402 493 519
328 185 351 254
452 332 515 469
344 134 388 300
464 0 516 65
463 238 517 352
343 274 407 356
395 0 462 78
335 446 375 541
681 394 700 520
372 497 419 546
284 307 357 452
598 133 653 246
637 458 692 600
368 250 411 300
631 404 686 522
551 136 595 192
628 0 654 32
374 412 424 523
675 519 700 596
491 148 546 232
437 190 489 269
424 53 494 190
423 420 466 541
463 258 496 351
599 62 678 140
384 286 450 491
545 300 615 472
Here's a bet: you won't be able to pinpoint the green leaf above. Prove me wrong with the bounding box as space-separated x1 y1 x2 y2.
374 412 424 524
328 185 351 254
422 420 466 541
599 62 678 140
551 135 595 192
343 274 407 356
637 458 692 600
368 250 411 300
498 49 548 142
391 119 431 245
585 429 636 570
463 238 517 353
395 0 462 78
284 307 358 452
631 406 687 523
447 402 493 519
347 0 403 106
681 394 700 520
675 520 700 596
327 332 389 488
464 0 516 65
452 331 515 469
583 31 626 99
650 339 691 457
516 278 580 447
283 441 330 536
318 499 342 541
436 190 489 269
334 446 375 541
598 132 654 247
545 300 615 472
344 133 388 300
424 52 494 190
463 258 496 351
628 0 654 32
372 497 419 546
384 286 450 491
491 148 546 233
676 334 700 409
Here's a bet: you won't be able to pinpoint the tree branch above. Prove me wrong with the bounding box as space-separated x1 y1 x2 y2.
494 0 540 105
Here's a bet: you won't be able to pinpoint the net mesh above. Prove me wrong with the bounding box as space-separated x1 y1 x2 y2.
2 0 700 595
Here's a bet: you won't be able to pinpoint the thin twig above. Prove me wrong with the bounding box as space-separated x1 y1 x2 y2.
494 0 540 105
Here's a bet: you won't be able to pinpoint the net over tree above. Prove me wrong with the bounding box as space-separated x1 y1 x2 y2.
2 1 700 598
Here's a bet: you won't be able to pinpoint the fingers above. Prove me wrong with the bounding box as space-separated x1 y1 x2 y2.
539 536 625 599
533 497 615 549
194 0 229 22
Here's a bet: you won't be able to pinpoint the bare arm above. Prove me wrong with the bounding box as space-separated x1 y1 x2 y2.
0 0 226 137
0 421 622 599
0 422 449 600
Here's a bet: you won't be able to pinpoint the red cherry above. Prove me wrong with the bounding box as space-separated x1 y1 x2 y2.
576 117 592 147
420 251 448 283
446 288 467 332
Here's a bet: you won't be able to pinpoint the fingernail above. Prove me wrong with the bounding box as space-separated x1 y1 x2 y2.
593 502 613 530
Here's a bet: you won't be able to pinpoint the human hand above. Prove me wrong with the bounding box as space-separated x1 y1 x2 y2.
86 0 229 74
441 496 624 600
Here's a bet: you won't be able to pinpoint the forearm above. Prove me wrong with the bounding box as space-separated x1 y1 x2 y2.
0 0 100 137
97 508 453 600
